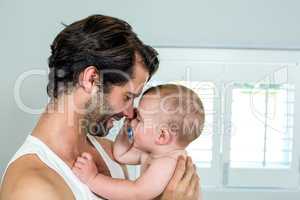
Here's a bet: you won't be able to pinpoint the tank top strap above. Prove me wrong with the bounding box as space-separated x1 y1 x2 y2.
87 134 125 179
87 134 112 165
2 135 103 200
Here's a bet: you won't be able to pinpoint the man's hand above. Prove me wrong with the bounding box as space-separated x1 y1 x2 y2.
72 152 98 186
160 156 201 200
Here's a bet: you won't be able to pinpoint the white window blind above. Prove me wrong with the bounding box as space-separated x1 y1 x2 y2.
221 64 299 188
229 83 294 169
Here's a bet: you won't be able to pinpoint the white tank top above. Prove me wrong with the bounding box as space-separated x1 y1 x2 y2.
2 134 125 200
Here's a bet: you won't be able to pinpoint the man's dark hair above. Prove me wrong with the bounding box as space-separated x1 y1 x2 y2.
47 14 159 98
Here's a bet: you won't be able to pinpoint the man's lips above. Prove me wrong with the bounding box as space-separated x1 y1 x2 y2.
109 113 124 122
102 114 124 126
113 113 124 120
97 113 123 124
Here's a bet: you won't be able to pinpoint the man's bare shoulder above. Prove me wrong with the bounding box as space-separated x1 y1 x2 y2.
1 154 74 200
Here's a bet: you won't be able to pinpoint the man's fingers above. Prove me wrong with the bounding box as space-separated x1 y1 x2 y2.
195 178 201 200
168 156 186 186
181 157 195 184
183 157 195 180
186 172 199 197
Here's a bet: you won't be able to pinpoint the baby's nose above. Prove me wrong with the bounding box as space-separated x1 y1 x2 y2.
129 108 138 120
130 119 135 127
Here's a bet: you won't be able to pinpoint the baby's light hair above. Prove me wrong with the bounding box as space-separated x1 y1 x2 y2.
143 84 205 146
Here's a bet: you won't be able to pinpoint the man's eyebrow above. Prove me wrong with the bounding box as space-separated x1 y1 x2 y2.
128 91 141 97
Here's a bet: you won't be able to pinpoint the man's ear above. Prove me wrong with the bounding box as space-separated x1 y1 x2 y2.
155 127 172 145
78 66 100 94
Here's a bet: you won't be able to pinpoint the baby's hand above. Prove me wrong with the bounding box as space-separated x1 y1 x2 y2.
72 152 98 185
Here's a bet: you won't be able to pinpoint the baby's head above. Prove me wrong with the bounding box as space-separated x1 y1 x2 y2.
131 84 205 153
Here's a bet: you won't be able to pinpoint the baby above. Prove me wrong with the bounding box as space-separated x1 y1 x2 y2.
72 84 205 200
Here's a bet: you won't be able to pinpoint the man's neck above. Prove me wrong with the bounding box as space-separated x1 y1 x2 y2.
32 100 88 167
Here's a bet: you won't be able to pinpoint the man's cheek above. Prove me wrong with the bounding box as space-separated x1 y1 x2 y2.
116 98 129 110
106 98 123 113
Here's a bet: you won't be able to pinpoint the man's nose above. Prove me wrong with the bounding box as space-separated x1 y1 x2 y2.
123 105 135 119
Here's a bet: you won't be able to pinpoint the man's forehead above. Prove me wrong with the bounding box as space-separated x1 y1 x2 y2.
129 55 150 93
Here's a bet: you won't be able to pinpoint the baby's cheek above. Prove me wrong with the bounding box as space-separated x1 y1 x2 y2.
134 128 141 141
144 126 154 137
134 127 144 142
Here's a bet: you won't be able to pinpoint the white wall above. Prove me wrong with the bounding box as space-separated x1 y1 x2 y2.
1 0 300 199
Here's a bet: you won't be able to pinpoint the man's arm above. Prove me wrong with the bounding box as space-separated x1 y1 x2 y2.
1 171 73 200
160 156 202 200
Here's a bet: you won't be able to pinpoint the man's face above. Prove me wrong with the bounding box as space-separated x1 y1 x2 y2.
84 57 150 136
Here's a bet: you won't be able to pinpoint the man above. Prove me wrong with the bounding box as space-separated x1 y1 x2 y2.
0 15 200 200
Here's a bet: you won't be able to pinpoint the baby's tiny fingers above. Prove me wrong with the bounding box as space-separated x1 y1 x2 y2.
77 157 87 164
72 168 80 176
74 162 85 169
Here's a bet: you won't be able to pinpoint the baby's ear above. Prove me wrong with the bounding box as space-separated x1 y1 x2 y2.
155 127 172 145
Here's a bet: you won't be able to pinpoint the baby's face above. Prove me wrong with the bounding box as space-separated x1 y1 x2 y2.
130 95 162 152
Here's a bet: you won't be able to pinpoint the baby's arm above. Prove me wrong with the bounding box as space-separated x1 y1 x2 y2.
113 126 143 165
73 153 177 200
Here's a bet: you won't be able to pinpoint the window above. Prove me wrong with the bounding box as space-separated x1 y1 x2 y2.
224 82 298 188
229 83 294 169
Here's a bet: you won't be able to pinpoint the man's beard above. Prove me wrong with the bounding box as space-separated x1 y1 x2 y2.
82 88 120 137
